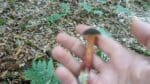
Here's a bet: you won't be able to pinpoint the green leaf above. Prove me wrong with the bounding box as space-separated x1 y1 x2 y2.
97 51 110 62
98 27 112 37
79 2 93 12
48 13 65 24
60 3 70 14
24 60 60 84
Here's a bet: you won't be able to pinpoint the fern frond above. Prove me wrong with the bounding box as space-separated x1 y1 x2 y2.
24 60 60 84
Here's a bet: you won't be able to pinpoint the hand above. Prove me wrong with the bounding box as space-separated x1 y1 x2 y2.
52 17 150 84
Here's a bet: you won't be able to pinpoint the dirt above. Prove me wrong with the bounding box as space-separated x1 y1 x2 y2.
0 0 150 83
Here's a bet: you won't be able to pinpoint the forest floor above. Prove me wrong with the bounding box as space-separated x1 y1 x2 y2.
0 0 150 83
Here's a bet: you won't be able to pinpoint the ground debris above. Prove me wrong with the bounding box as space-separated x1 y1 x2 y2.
0 0 149 83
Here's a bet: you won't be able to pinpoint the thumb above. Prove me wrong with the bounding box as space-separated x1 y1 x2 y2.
131 16 150 49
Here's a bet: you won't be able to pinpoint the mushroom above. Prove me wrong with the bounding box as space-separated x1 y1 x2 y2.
83 28 100 71
78 28 100 84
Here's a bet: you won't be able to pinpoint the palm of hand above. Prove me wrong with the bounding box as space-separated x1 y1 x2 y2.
52 18 150 84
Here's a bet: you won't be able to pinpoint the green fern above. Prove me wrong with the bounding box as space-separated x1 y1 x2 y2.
60 3 70 14
24 60 60 84
47 3 70 25
79 2 103 16
48 13 65 24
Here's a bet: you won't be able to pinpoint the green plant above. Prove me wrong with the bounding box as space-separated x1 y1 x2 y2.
60 3 70 14
24 60 60 84
97 51 110 62
48 3 70 25
79 2 103 16
48 13 65 25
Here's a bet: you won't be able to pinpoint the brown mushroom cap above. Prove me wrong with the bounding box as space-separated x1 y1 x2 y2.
83 28 100 35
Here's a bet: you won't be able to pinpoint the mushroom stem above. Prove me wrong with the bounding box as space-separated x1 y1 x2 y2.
84 36 96 71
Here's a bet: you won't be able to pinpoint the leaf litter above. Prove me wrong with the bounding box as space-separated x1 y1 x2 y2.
0 0 150 83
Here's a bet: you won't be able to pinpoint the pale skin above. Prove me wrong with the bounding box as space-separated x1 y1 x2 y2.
52 17 150 84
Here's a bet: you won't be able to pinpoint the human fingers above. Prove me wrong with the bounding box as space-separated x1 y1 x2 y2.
88 71 103 84
52 46 81 75
56 67 103 84
56 32 85 58
98 66 118 84
88 68 116 84
76 24 133 67
131 16 150 49
56 32 107 71
55 67 77 84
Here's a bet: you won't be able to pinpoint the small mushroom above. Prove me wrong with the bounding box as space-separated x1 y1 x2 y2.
83 28 100 71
